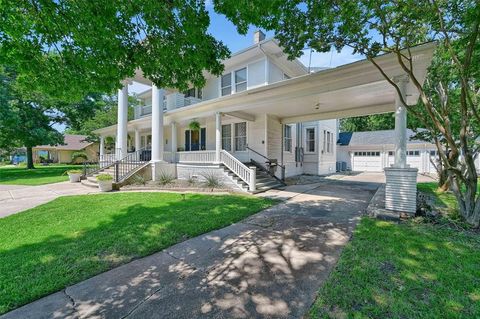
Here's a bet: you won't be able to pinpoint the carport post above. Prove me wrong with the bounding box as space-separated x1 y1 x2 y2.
384 75 418 216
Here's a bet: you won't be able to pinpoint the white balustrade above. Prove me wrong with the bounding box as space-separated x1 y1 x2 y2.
220 150 255 191
177 151 216 163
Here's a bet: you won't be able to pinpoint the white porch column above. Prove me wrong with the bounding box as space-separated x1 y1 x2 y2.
393 75 408 168
215 112 222 164
116 84 129 159
134 128 141 152
151 84 165 162
385 75 418 215
171 121 177 162
99 136 105 158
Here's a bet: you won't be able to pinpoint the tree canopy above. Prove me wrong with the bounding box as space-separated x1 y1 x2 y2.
0 1 230 101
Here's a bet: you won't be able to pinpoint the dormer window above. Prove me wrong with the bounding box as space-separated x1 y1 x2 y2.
221 73 232 96
235 68 247 92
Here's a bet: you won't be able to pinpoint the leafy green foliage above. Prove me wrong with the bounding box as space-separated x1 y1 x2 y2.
0 1 230 101
71 151 88 163
156 170 175 185
0 192 274 314
202 171 223 189
96 174 113 181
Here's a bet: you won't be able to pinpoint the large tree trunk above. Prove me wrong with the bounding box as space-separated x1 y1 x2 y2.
26 146 35 169
437 169 450 192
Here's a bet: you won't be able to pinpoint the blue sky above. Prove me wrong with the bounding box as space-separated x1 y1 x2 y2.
130 6 363 94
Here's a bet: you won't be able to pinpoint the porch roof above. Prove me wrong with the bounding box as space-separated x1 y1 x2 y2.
94 42 435 135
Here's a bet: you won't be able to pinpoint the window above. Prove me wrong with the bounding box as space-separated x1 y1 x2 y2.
234 122 247 151
184 88 196 98
388 151 394 156
327 131 332 153
284 125 292 152
355 151 380 157
235 68 247 92
430 150 437 156
222 124 232 151
305 127 316 153
221 73 232 96
407 150 420 156
184 128 206 151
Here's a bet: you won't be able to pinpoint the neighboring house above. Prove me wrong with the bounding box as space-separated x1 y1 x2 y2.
337 129 438 174
33 134 99 164
92 30 435 213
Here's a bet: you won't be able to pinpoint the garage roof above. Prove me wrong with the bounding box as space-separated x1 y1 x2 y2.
338 129 426 146
34 134 93 151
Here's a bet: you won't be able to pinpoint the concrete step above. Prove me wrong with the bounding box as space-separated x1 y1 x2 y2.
81 179 98 188
87 176 99 183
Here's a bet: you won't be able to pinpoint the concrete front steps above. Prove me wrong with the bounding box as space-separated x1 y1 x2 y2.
81 167 116 189
222 164 285 193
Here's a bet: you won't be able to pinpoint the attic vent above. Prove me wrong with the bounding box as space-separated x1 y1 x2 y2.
254 30 266 44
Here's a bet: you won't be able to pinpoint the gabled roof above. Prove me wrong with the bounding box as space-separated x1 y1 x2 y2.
34 134 94 151
338 129 427 146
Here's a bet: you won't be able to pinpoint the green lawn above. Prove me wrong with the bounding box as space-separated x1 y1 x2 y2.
309 202 480 317
0 192 275 314
0 164 81 185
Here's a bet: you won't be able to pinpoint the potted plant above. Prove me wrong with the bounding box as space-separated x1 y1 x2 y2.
188 120 201 131
97 174 113 192
65 169 83 183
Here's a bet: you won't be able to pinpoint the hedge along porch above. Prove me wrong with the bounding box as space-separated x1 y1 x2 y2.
94 43 435 213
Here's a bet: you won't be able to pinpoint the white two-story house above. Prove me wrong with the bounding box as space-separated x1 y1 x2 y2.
92 31 435 214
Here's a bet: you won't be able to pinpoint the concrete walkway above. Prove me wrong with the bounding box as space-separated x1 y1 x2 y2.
0 182 98 218
2 179 378 319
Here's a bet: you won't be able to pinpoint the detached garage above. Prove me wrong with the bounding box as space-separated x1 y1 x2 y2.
337 129 438 174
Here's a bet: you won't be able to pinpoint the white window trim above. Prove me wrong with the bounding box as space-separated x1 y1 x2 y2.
219 65 250 96
304 126 316 154
221 124 232 151
220 72 232 96
235 67 248 93
233 121 248 152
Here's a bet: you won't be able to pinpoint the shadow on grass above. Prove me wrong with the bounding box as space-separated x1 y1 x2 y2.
309 217 480 318
0 193 273 314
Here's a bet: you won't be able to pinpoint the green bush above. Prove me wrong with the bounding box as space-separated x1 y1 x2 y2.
131 173 147 185
202 171 223 189
96 174 113 181
157 171 175 186
65 169 82 175
71 151 88 163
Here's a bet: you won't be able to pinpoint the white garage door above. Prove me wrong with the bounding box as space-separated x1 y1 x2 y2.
352 151 382 172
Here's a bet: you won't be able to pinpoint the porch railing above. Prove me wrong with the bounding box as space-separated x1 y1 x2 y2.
177 150 216 163
113 148 151 183
220 150 256 191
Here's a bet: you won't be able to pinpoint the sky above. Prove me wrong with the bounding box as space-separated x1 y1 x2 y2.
129 6 363 94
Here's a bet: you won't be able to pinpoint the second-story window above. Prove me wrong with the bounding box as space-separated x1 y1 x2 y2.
221 73 232 96
235 68 247 92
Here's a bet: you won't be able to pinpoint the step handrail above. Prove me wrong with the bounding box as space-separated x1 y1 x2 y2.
246 146 285 181
220 150 256 192
113 147 151 183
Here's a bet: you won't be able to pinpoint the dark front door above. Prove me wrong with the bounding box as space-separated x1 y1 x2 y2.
185 128 206 151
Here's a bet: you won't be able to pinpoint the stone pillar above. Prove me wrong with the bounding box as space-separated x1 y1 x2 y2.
99 136 105 158
116 84 129 159
134 128 141 152
171 121 177 162
385 75 418 215
151 84 164 162
215 112 221 164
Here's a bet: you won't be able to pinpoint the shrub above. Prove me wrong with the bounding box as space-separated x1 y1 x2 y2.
187 174 198 186
157 171 175 186
202 171 223 189
131 173 147 185
97 174 113 181
71 151 88 163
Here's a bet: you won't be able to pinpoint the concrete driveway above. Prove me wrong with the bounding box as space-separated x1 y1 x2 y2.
2 179 378 319
330 171 437 184
0 182 98 218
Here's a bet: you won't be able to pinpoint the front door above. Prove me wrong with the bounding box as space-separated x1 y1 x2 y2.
185 128 206 151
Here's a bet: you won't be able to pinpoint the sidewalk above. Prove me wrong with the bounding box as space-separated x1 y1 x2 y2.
0 182 98 218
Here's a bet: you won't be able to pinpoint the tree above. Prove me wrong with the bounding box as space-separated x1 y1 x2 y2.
0 1 230 101
0 67 63 168
340 113 395 132
66 95 136 137
214 0 480 226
